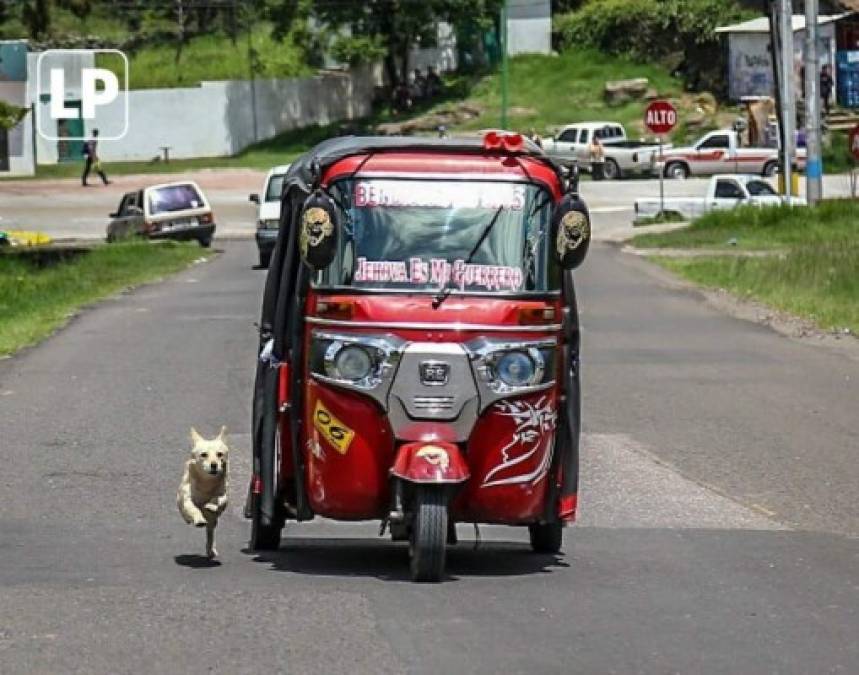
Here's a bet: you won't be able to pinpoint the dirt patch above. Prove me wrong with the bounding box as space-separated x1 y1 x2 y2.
376 102 484 136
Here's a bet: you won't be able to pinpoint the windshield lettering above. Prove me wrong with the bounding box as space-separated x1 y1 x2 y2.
354 180 525 210
354 257 523 291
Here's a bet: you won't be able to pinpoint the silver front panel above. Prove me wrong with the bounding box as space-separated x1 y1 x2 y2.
387 343 480 440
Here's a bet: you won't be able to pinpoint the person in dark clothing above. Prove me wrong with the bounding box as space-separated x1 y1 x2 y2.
411 68 427 101
820 64 834 115
392 81 412 114
426 66 442 97
82 129 110 186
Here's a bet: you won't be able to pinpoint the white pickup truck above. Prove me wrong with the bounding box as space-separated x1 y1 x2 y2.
542 121 666 180
659 129 807 179
634 174 806 221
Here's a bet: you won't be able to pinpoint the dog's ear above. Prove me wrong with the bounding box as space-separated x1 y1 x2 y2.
190 427 204 446
216 425 228 442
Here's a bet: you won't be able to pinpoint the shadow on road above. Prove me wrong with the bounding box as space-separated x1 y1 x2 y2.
174 554 222 569
242 537 567 581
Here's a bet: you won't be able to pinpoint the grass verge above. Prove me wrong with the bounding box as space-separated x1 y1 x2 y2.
636 200 859 334
0 241 210 357
96 27 310 90
455 50 684 138
632 200 859 250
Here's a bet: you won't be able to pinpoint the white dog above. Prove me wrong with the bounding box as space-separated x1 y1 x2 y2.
177 427 229 559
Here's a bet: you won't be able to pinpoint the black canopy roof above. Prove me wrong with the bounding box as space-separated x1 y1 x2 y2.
283 135 565 195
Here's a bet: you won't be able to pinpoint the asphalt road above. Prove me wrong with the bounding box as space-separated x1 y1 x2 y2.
1 239 859 674
3 170 857 242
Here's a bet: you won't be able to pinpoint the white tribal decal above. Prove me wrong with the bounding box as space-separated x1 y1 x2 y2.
481 396 557 488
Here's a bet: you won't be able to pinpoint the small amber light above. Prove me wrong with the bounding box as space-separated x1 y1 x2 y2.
316 300 354 319
518 306 556 324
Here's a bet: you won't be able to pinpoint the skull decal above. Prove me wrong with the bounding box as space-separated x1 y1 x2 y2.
299 192 340 270
556 209 590 257
551 198 590 270
300 206 334 258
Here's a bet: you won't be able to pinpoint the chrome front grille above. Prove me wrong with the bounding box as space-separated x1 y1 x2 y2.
412 395 455 411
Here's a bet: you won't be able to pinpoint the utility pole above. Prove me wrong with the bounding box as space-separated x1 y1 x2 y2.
500 0 509 130
778 0 796 200
246 6 259 143
804 0 823 203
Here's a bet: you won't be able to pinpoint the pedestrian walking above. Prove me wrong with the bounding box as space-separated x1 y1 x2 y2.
82 129 110 186
589 135 605 180
820 64 834 116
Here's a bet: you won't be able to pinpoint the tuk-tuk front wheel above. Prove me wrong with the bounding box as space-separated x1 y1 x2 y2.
250 495 283 551
409 487 448 582
528 522 563 554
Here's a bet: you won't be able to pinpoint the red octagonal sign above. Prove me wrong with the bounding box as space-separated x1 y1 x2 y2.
645 100 678 135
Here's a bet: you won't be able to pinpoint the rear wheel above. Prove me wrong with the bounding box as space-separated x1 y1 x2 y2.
664 162 689 180
762 161 778 177
198 235 212 248
250 425 283 551
529 522 563 554
409 488 448 582
259 249 272 268
603 158 621 180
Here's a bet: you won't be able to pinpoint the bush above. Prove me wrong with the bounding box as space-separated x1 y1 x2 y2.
554 0 753 95
329 34 387 66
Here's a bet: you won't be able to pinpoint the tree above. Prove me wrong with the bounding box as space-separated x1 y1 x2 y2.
21 0 51 39
56 0 94 20
270 0 502 85
0 101 28 131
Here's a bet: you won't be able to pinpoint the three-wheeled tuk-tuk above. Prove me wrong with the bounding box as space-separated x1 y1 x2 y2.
248 133 590 581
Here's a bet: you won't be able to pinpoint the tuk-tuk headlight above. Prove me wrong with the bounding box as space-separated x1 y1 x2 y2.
466 338 556 406
310 332 405 400
334 345 373 381
496 351 535 387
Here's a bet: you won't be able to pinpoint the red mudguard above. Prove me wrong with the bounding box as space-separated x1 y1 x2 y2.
390 441 470 484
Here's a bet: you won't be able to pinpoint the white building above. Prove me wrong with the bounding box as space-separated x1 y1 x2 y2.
507 0 551 55
716 14 844 101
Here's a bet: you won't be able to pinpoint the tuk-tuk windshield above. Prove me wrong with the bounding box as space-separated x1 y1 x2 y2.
317 178 558 294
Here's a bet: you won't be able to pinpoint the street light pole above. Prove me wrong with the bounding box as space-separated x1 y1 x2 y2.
246 5 259 143
500 0 509 130
804 0 823 203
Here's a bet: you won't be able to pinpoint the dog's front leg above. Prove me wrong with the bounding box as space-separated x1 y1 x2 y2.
178 462 207 527
180 496 207 527
205 522 218 559
205 494 228 516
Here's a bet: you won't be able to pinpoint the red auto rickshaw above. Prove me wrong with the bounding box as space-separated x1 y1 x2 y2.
248 133 590 581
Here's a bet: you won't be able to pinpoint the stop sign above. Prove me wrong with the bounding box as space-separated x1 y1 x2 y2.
849 124 859 161
645 100 678 135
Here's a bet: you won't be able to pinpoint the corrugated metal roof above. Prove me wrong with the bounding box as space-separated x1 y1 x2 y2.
716 12 851 33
